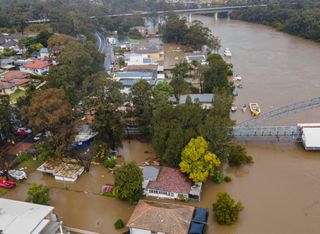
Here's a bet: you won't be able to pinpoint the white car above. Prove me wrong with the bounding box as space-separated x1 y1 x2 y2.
8 170 27 180
18 127 32 134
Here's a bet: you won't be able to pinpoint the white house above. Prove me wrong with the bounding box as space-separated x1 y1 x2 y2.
0 198 62 234
20 59 50 75
39 48 49 60
143 166 203 201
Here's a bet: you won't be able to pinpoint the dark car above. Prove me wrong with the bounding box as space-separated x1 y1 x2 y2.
0 168 5 176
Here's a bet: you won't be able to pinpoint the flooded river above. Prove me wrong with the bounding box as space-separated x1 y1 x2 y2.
3 18 320 234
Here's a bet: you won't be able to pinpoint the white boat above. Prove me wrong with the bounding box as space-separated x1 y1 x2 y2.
8 170 27 180
231 105 237 112
74 125 98 148
223 48 232 57
233 74 242 81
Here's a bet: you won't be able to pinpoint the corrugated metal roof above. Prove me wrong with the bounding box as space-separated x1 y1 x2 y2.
0 198 54 234
302 127 320 150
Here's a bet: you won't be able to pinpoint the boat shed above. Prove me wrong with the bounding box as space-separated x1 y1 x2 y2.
301 127 320 150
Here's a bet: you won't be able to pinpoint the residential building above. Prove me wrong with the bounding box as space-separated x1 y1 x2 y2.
127 200 195 234
185 55 207 65
39 48 49 60
125 53 158 66
169 94 214 109
0 198 62 234
0 70 39 95
132 45 162 61
144 166 202 201
20 59 50 75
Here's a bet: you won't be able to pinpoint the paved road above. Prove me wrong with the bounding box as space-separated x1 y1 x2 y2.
95 32 115 74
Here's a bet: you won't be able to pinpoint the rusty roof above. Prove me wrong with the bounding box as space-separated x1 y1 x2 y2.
127 200 194 234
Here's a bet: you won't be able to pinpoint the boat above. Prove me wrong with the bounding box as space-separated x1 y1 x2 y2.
74 125 98 149
231 105 237 112
223 48 232 57
233 74 242 81
8 170 27 180
237 83 243 88
0 180 15 189
241 104 247 112
232 89 238 96
249 103 261 116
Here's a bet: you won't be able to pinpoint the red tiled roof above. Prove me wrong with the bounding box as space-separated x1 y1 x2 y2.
0 81 14 89
147 167 192 194
1 71 29 82
14 78 34 86
23 60 50 69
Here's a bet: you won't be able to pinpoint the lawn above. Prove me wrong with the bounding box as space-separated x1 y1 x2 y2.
129 38 146 43
17 157 44 173
0 187 7 197
10 89 25 103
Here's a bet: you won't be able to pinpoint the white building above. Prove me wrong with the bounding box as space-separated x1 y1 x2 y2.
39 48 49 60
298 123 320 150
20 59 50 75
0 198 63 234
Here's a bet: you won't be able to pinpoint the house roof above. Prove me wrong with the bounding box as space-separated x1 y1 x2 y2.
143 166 160 181
1 70 29 82
0 198 54 234
23 60 50 69
169 94 214 105
0 81 14 89
132 45 159 54
39 48 48 53
147 166 192 194
127 200 195 234
123 64 158 72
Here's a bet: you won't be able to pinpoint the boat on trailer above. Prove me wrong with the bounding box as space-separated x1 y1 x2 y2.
249 103 261 116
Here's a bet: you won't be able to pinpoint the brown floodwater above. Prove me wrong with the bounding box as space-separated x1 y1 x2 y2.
3 18 320 234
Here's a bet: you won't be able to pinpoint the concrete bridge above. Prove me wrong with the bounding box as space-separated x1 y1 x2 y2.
106 4 267 22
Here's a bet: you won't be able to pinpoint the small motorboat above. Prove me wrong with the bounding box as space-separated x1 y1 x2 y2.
233 74 242 81
232 89 238 96
0 179 16 189
231 105 237 112
249 103 261 117
223 48 232 57
236 83 243 88
241 104 247 112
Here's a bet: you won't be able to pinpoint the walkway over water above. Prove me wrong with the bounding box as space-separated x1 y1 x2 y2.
238 97 320 127
233 125 299 139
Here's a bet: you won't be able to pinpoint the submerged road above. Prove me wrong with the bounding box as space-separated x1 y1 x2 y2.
95 32 114 73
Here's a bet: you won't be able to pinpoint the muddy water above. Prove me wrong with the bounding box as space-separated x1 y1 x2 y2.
188 16 320 234
3 140 154 234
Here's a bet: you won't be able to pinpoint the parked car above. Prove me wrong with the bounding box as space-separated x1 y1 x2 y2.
0 179 16 189
14 129 28 137
8 169 27 180
33 133 42 142
18 127 32 134
0 168 5 176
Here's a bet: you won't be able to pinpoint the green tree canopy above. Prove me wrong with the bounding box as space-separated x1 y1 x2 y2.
131 80 154 139
92 79 126 150
212 192 244 225
180 136 220 183
26 183 50 205
114 162 143 203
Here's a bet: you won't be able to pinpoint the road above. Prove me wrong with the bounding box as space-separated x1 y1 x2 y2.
95 32 114 74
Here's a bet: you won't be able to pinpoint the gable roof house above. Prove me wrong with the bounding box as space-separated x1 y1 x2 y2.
0 71 38 95
143 166 202 201
20 59 50 75
127 200 195 234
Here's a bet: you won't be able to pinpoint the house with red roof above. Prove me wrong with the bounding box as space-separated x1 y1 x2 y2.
0 70 40 95
20 59 50 75
143 166 202 201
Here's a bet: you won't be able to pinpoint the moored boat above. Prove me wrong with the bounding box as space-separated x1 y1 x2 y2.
223 48 232 57
231 105 237 112
249 103 261 116
233 74 242 81
241 104 247 112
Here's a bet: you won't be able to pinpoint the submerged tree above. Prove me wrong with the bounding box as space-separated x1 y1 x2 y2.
113 162 143 203
26 183 50 205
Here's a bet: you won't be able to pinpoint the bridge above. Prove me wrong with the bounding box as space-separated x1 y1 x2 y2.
234 97 320 140
105 4 267 18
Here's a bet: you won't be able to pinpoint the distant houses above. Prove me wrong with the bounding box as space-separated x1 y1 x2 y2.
169 94 214 109
127 200 208 234
142 166 202 202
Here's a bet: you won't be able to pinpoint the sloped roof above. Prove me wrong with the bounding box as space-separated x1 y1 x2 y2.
1 70 29 82
127 200 194 234
147 167 192 194
23 60 50 69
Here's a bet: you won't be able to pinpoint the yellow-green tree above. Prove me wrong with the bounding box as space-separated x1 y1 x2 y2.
179 136 220 183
